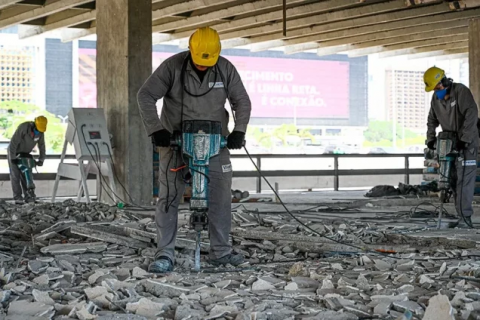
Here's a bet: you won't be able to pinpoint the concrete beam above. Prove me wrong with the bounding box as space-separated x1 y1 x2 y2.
379 40 468 58
234 1 456 51
435 52 468 60
277 6 480 54
346 29 468 57
0 0 20 10
407 50 452 60
282 10 478 54
60 26 96 42
59 0 238 41
470 18 480 109
217 0 410 41
152 0 238 20
169 0 403 46
18 9 96 39
0 0 92 30
152 0 304 33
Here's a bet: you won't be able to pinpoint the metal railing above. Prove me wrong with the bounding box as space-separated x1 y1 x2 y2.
0 153 424 193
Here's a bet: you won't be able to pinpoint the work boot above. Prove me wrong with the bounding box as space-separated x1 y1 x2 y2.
148 256 174 273
25 197 36 203
13 197 23 205
209 252 245 267
448 216 474 229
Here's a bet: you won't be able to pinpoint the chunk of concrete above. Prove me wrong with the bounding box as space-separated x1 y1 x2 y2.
374 259 391 271
32 289 55 305
132 267 149 278
373 302 391 316
207 305 238 319
252 279 275 291
40 242 107 255
423 294 455 320
292 277 320 289
126 298 165 318
321 279 335 290
304 310 358 320
420 275 434 284
392 300 424 316
28 260 48 274
7 300 55 318
143 279 190 298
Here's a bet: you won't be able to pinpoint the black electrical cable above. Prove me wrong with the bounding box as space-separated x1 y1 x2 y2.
79 125 123 204
91 144 117 204
216 68 469 261
101 142 153 210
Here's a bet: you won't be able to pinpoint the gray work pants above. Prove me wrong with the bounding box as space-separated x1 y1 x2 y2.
451 146 478 217
155 147 233 262
7 155 27 200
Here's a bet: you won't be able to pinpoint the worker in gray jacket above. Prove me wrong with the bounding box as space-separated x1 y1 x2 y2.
424 66 479 228
137 27 251 273
8 116 48 204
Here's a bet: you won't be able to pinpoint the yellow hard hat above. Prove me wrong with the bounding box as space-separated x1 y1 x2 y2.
189 27 221 67
423 66 445 92
34 116 48 133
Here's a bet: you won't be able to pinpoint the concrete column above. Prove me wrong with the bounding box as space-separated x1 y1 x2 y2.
469 18 480 114
96 0 153 205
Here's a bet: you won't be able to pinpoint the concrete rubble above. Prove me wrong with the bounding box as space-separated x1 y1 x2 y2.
0 198 480 319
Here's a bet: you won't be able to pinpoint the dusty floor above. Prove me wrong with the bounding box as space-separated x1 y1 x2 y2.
0 191 480 319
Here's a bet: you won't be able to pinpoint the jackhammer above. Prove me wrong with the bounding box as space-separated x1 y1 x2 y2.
14 153 38 202
434 132 458 229
170 120 227 271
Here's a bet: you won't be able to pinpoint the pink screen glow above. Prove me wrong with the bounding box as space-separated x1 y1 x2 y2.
78 49 350 118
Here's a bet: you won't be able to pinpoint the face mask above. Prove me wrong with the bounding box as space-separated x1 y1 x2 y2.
33 128 40 135
436 88 448 100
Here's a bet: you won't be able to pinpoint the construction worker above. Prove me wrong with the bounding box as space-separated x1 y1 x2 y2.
424 66 479 228
7 116 48 204
137 27 251 273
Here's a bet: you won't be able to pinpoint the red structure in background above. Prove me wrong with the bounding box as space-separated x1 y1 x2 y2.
78 49 350 119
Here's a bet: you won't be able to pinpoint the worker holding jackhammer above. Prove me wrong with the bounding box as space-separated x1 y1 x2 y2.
424 66 479 228
7 116 48 204
137 27 251 273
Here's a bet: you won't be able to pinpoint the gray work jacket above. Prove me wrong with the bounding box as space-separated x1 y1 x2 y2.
137 51 251 137
7 121 46 160
427 83 479 147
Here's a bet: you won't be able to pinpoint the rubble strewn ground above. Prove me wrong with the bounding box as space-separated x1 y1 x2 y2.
1 192 480 319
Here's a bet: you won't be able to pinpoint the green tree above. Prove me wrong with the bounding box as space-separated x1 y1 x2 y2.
364 120 421 145
0 101 66 153
246 124 316 148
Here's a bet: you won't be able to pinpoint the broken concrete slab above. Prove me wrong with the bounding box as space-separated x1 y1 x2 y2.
423 294 455 320
7 300 55 318
126 297 165 318
40 242 107 255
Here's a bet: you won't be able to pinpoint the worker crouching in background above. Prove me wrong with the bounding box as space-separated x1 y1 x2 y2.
7 116 47 204
424 66 479 228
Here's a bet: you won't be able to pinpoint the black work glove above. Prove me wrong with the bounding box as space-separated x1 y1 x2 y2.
11 158 20 165
426 139 436 150
227 131 245 149
152 129 172 147
457 141 469 151
36 160 44 167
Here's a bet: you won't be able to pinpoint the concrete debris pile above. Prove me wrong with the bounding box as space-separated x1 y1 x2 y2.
0 200 479 319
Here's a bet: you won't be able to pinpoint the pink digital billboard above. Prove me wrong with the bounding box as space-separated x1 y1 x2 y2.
79 49 350 118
